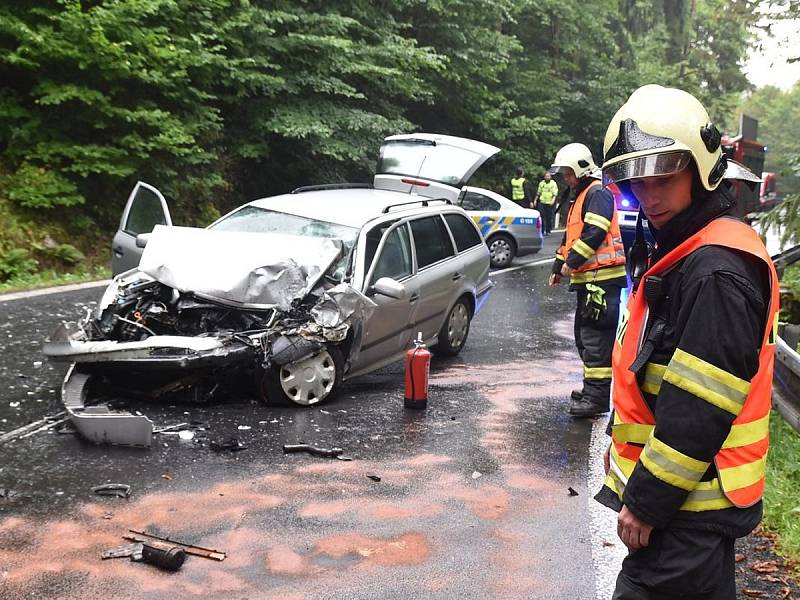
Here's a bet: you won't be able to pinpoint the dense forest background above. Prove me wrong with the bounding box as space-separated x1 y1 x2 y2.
0 0 796 282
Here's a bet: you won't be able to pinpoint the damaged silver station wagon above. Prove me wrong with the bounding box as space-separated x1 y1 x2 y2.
43 134 496 445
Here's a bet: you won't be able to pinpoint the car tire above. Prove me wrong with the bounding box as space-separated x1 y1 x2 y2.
432 297 472 357
259 345 343 406
487 233 516 268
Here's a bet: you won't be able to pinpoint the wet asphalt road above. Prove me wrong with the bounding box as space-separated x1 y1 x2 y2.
0 235 604 599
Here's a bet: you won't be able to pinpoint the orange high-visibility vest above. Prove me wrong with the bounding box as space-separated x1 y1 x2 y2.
607 218 779 511
558 181 625 282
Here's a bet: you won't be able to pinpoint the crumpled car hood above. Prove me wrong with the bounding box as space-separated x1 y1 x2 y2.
139 225 343 310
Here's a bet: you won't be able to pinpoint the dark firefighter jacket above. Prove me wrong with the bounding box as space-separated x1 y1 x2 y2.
552 178 628 290
595 183 771 538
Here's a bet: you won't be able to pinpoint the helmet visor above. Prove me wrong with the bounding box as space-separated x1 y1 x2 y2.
602 151 691 187
549 165 574 177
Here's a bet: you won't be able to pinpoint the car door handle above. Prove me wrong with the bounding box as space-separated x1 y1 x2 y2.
113 246 124 257
409 293 419 303
452 272 463 281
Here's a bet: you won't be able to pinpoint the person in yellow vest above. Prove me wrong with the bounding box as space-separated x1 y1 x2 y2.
535 171 559 236
598 84 776 600
510 167 533 208
548 143 627 417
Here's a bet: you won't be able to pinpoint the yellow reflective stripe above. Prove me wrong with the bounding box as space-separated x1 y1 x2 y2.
610 444 637 478
768 313 778 345
573 239 595 259
611 414 769 449
584 212 611 231
719 456 766 491
570 265 627 284
612 422 653 444
722 414 770 449
584 366 612 379
680 479 735 512
604 471 625 500
663 349 750 416
641 362 667 395
640 435 709 491
555 250 566 260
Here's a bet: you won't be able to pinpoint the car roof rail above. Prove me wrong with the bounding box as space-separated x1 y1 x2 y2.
290 183 373 194
381 198 452 214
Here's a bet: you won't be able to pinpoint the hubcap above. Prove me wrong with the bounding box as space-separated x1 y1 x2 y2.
279 349 336 406
489 238 512 265
447 303 469 349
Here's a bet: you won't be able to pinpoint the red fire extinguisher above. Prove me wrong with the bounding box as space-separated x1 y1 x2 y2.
404 332 431 409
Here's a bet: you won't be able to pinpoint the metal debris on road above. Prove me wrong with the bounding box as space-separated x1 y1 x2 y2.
283 444 344 459
102 542 186 572
178 430 195 440
0 488 18 500
92 483 131 499
237 425 251 430
366 474 381 482
125 529 226 561
471 471 482 480
568 487 579 496
210 438 247 452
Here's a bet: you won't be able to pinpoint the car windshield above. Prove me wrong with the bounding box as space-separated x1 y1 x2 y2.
377 141 482 186
210 206 359 281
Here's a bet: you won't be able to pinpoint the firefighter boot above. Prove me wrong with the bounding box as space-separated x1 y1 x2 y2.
568 397 609 418
571 390 583 402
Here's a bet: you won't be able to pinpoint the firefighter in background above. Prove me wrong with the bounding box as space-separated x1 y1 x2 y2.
548 143 627 417
597 84 776 599
510 166 533 208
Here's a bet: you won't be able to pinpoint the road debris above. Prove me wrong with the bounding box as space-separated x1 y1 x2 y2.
102 542 186 572
283 444 346 459
0 411 67 445
92 483 131 499
125 529 226 561
178 430 195 440
0 488 18 500
568 487 579 496
366 474 381 482
210 438 247 452
162 472 173 481
471 471 482 480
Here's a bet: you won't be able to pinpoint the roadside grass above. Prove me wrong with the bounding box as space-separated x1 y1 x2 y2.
0 265 110 294
763 411 800 565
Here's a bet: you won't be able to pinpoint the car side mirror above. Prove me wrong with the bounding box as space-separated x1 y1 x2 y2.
135 233 151 248
371 277 407 299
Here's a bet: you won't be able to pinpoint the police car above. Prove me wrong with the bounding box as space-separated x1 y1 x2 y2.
457 185 543 268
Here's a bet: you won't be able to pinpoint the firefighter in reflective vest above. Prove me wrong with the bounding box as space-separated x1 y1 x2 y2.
510 167 533 208
597 84 777 600
548 143 627 417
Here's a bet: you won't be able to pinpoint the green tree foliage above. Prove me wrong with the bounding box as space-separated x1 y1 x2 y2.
0 0 762 282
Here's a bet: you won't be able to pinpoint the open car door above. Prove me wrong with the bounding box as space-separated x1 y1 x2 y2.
111 182 172 276
374 134 500 202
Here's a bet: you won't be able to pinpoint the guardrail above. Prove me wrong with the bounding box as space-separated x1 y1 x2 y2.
773 336 800 432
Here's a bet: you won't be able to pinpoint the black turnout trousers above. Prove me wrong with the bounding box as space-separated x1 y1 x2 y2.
612 527 736 600
574 284 620 407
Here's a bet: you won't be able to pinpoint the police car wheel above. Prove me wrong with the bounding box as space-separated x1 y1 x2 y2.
259 346 343 406
488 234 515 268
432 298 472 357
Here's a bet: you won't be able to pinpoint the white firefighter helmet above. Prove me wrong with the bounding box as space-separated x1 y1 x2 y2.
549 143 598 179
602 84 727 191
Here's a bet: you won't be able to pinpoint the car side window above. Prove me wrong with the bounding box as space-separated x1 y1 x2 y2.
370 224 412 283
410 216 455 269
444 213 483 252
124 187 168 235
461 191 500 212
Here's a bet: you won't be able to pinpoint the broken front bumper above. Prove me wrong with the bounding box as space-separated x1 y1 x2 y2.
43 323 258 369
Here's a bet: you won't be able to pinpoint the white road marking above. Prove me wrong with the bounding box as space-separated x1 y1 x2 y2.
589 416 628 598
491 257 553 276
0 280 110 303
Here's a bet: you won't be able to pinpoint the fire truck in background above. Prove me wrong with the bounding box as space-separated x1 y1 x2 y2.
721 113 768 217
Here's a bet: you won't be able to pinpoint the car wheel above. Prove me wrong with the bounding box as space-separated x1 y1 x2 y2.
260 346 343 406
487 234 516 268
432 298 472 357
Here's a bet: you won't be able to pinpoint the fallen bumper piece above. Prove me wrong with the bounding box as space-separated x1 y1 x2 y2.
62 365 153 447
